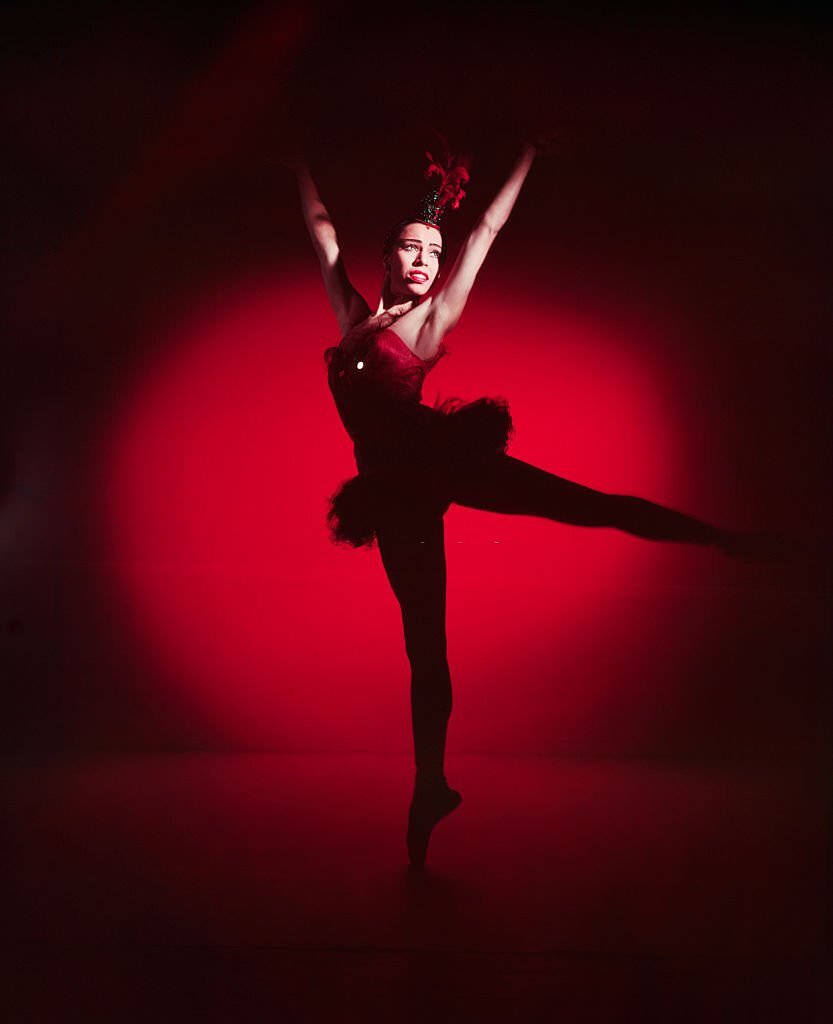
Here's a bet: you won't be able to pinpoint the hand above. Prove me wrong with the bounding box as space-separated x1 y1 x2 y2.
270 147 307 173
527 132 560 157
375 302 414 328
268 121 308 173
387 300 415 318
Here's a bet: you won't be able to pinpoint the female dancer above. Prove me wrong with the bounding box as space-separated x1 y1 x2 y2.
297 141 744 868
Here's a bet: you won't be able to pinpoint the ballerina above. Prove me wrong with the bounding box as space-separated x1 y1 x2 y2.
296 138 747 869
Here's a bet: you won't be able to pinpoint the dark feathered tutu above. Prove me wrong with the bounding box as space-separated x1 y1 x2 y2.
327 396 514 547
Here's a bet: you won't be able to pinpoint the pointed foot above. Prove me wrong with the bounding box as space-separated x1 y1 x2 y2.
406 781 462 868
719 530 789 563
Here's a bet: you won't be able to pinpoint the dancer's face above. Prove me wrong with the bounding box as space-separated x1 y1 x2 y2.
385 222 443 299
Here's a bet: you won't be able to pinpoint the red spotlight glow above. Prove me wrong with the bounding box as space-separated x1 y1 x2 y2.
99 272 704 750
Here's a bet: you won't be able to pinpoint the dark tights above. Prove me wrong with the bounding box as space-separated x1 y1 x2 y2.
377 516 451 783
376 453 728 784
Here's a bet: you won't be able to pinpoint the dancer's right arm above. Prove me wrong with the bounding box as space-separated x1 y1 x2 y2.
296 162 371 337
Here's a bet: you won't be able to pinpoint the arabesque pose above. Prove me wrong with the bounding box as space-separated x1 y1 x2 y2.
296 139 748 868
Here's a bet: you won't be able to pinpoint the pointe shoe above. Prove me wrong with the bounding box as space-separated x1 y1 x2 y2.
406 781 462 868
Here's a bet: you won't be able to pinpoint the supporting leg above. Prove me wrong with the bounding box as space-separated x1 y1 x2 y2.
377 517 452 785
376 516 462 867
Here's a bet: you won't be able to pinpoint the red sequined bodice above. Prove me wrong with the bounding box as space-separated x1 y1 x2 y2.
325 328 446 472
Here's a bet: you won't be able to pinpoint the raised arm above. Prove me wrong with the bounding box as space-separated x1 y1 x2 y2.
428 145 537 335
296 162 371 337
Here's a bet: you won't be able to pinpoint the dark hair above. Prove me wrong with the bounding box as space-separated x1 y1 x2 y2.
382 219 447 267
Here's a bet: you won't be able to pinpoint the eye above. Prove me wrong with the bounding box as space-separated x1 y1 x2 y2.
430 251 441 260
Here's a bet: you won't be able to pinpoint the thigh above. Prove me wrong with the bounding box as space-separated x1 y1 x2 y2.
450 453 613 526
376 516 448 635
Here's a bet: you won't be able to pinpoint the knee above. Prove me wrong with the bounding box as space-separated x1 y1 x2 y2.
602 493 643 528
404 633 449 675
402 607 446 652
403 620 450 684
411 662 453 716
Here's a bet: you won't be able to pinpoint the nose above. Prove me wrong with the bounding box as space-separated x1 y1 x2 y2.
413 250 426 266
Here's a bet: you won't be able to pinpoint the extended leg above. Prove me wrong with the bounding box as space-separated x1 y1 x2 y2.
451 454 729 546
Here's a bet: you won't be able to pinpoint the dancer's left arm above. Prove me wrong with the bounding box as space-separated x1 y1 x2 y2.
427 144 537 336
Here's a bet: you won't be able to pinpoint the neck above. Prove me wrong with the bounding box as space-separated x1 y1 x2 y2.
378 284 419 312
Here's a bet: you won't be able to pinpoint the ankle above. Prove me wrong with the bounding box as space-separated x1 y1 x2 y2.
414 769 447 791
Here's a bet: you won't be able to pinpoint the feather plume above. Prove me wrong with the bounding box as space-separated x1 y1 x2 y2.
420 134 471 223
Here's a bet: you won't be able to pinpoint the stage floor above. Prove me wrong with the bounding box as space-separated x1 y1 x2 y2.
5 753 830 1021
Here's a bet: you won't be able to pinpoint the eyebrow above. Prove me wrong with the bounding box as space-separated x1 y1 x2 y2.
401 237 442 249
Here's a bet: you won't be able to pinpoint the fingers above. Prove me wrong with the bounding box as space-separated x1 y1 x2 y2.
388 300 415 317
528 132 560 156
270 150 306 172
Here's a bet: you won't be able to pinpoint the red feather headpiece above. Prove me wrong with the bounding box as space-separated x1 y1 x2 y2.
417 136 471 226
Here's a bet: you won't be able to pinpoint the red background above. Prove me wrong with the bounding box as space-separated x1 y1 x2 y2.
2 3 830 759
